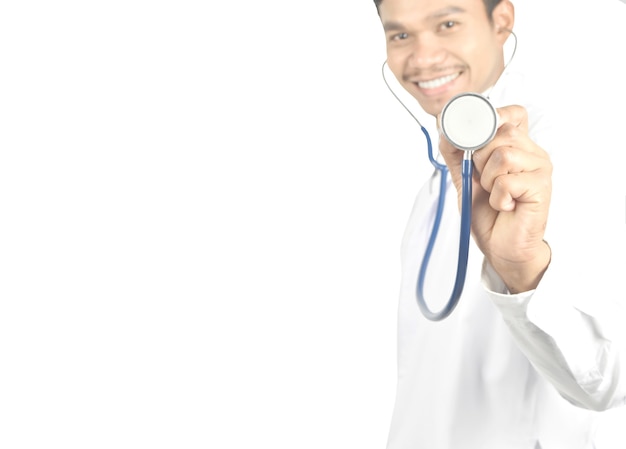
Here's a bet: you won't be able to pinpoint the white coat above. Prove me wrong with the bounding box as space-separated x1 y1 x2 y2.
386 67 626 449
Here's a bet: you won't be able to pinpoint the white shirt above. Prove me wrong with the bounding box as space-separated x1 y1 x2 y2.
386 68 626 449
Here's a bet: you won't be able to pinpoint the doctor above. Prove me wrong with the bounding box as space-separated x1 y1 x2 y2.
375 0 626 448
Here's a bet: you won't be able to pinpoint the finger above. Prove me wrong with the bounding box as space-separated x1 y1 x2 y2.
478 145 550 193
495 104 528 133
488 170 552 212
472 125 548 176
437 131 465 179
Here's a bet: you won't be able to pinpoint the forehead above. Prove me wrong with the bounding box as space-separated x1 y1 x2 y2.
378 0 487 27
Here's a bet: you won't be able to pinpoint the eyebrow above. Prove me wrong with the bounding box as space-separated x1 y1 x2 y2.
382 6 466 32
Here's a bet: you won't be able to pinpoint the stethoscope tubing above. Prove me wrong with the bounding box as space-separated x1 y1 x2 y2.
416 147 473 321
381 57 509 322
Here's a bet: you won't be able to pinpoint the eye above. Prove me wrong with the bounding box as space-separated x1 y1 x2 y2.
391 32 409 41
439 20 457 31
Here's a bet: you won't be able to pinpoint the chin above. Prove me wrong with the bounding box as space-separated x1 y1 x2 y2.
420 98 448 118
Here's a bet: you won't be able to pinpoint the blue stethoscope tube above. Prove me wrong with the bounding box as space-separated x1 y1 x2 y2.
417 92 498 321
416 125 473 321
380 62 499 322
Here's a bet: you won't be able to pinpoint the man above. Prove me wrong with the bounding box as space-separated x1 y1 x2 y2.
374 0 626 447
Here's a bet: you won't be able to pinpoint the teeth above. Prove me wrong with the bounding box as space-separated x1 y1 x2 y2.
418 72 460 89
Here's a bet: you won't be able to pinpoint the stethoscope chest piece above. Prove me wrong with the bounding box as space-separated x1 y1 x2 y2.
440 93 498 151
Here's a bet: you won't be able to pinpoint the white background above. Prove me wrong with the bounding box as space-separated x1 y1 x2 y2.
1 1 625 448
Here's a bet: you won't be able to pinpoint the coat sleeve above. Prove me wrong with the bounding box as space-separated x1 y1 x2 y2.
482 68 626 413
483 255 626 412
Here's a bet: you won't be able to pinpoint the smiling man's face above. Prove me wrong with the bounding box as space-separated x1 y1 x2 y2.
379 0 513 116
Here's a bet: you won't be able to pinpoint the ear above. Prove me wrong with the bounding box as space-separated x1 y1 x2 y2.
491 0 515 45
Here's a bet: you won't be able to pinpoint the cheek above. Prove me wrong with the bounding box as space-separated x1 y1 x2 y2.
463 34 500 70
385 51 407 82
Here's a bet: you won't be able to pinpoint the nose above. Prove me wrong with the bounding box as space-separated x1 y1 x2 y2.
407 35 445 69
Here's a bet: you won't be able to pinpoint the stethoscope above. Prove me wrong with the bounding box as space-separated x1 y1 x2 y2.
381 43 515 321
425 92 498 321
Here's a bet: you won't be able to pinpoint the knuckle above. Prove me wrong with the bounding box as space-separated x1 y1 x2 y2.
514 104 528 120
491 146 516 166
492 174 509 191
499 123 522 140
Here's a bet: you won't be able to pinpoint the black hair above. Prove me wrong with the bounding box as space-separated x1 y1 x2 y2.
373 0 504 19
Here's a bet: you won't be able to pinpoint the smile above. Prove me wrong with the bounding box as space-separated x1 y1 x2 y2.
417 72 461 89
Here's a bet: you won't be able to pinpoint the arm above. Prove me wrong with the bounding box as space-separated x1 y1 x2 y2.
440 103 626 411
438 105 552 293
484 259 626 411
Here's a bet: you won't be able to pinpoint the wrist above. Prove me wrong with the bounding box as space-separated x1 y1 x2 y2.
490 240 552 294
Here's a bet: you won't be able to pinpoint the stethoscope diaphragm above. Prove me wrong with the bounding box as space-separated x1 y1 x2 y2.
440 93 498 152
